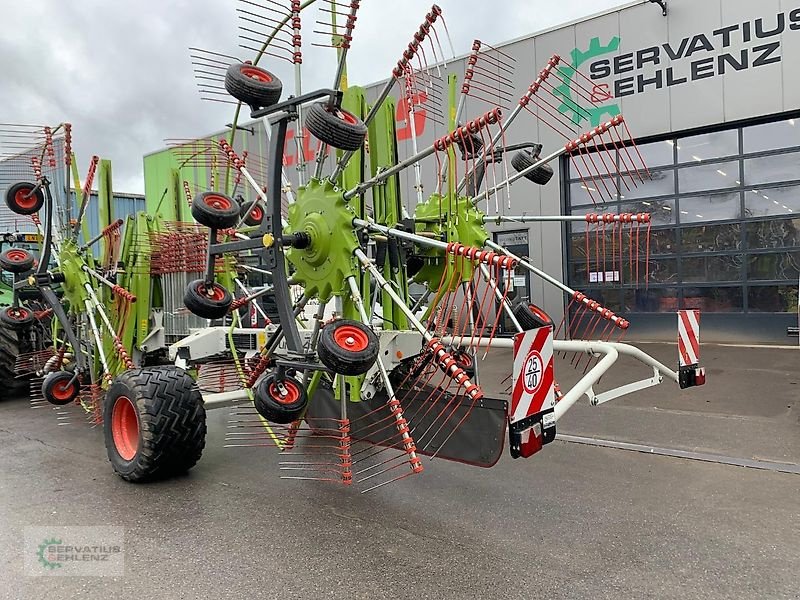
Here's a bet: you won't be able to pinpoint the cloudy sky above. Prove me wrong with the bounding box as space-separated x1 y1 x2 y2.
1 0 632 194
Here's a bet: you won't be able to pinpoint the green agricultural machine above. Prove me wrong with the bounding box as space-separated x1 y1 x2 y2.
5 1 705 490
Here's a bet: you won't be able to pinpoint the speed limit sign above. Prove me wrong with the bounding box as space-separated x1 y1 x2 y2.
511 326 555 424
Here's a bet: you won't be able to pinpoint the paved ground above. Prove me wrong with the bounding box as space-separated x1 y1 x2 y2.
1 343 798 599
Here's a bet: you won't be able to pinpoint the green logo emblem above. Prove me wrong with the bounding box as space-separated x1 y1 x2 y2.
556 37 622 127
37 538 63 570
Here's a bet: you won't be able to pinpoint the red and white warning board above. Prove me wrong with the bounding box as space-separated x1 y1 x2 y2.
678 309 701 367
511 326 555 424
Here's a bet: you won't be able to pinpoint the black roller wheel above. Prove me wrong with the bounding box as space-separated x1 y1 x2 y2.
42 370 81 406
511 149 554 185
305 102 368 152
317 319 380 376
512 301 553 330
0 306 34 329
103 367 206 482
0 322 31 396
5 182 44 215
225 63 283 108
240 201 264 227
0 248 35 273
453 349 476 378
253 372 308 424
184 279 233 320
455 132 484 159
191 192 240 229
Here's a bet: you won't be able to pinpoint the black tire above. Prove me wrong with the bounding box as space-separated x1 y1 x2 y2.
305 102 368 152
0 306 34 329
5 182 44 215
240 201 264 227
0 248 35 273
42 370 81 406
253 373 308 424
511 149 554 185
512 301 553 330
455 133 484 159
0 322 31 395
317 319 379 376
191 192 240 229
225 63 283 108
103 367 206 482
184 279 233 320
453 349 476 378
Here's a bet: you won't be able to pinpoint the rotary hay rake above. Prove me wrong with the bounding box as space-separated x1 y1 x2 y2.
160 0 706 492
4 1 706 489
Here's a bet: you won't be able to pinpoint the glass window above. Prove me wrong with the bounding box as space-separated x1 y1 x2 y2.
621 169 675 200
746 218 800 249
569 152 617 180
679 161 739 194
630 258 678 285
682 255 743 283
679 192 741 224
680 223 742 253
681 287 744 312
621 199 676 226
748 285 799 313
743 119 800 154
744 152 800 186
743 185 800 218
569 178 618 206
632 140 675 168
678 130 739 163
640 227 678 255
747 251 800 281
623 287 680 313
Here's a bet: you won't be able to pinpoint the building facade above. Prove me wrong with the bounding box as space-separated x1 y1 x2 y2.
361 0 800 343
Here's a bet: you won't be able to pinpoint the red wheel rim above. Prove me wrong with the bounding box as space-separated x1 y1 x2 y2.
333 324 369 352
5 249 29 263
250 206 263 221
14 187 37 210
529 304 551 324
457 352 473 368
50 378 76 402
111 395 139 461
331 108 358 125
240 65 273 83
5 307 30 321
269 381 300 406
203 194 232 211
197 282 226 301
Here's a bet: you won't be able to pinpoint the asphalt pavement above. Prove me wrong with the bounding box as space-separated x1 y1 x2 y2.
0 343 798 599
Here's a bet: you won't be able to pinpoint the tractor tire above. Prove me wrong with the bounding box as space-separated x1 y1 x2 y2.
511 149 554 185
512 301 553 330
0 248 35 273
240 202 264 227
0 322 30 396
0 306 35 329
41 370 81 406
191 192 240 230
225 63 283 108
305 102 367 152
253 372 308 424
317 319 379 376
5 182 44 215
184 279 233 320
103 367 206 482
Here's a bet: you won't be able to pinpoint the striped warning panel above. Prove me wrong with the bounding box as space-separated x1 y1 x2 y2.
678 309 700 367
511 326 555 424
